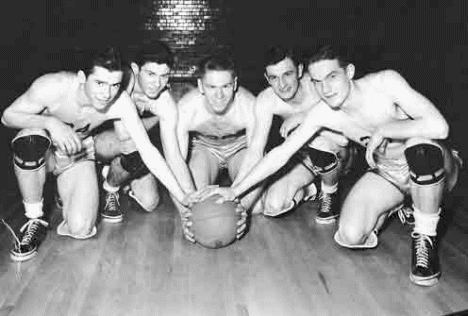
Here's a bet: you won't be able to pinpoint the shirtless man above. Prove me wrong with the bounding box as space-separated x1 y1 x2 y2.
200 45 462 286
1 46 189 261
94 42 193 222
176 50 253 241
236 45 351 221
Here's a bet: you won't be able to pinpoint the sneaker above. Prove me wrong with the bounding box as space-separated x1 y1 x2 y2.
101 191 123 223
303 183 318 202
315 191 340 224
10 218 49 262
410 232 440 286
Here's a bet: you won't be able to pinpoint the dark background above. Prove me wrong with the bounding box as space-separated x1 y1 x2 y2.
0 0 467 211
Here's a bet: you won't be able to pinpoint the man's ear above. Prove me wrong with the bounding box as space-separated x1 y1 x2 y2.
234 76 238 92
297 63 304 78
131 62 139 76
264 72 270 83
197 78 204 94
77 70 86 83
346 63 355 79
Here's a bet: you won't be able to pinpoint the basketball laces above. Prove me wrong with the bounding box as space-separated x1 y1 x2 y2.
412 232 433 268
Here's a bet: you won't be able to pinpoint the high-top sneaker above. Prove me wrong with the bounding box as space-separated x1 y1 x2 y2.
10 217 49 262
101 191 123 223
315 191 340 224
410 232 440 286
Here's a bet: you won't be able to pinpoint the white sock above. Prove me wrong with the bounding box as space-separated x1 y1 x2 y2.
24 199 44 219
101 165 110 179
413 206 440 237
321 182 338 194
103 180 120 193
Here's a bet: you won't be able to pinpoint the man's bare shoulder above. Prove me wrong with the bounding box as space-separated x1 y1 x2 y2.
358 69 403 87
29 72 76 99
236 86 256 102
177 88 203 109
256 86 277 103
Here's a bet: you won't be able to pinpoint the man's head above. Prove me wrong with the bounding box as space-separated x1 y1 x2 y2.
131 41 174 99
263 45 303 101
196 50 238 115
78 46 124 111
306 45 355 110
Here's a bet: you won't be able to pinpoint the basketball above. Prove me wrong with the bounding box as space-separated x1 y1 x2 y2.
191 194 240 249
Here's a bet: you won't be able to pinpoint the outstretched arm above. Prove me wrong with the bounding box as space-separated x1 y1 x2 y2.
116 92 188 205
156 93 196 194
232 96 274 186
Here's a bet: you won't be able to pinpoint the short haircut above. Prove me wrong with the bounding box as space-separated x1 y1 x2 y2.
134 41 174 68
82 46 123 77
263 45 302 69
305 45 351 68
196 49 237 78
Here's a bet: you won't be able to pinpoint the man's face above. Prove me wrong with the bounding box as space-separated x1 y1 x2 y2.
265 57 301 101
137 62 171 99
84 66 123 110
307 59 353 110
198 70 237 115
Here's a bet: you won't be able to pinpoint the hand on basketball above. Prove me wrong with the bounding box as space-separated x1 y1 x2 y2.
366 133 388 168
185 185 220 206
235 203 248 240
180 209 195 243
47 118 82 155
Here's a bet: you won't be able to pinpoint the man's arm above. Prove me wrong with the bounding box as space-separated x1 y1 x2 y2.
1 74 82 154
232 95 274 186
231 107 323 198
156 94 196 194
115 92 187 205
373 70 449 140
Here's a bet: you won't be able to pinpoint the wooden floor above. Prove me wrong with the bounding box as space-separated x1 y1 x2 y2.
1 170 468 316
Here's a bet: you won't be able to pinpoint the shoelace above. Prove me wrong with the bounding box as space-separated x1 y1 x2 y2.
412 232 433 268
320 193 332 214
397 206 414 224
19 218 49 245
105 192 120 211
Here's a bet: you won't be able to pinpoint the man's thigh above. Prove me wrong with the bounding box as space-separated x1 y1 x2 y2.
94 129 122 162
57 160 99 220
189 147 220 189
339 171 405 234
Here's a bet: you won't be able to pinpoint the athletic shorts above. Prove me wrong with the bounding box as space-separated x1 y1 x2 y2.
191 133 247 169
53 137 95 176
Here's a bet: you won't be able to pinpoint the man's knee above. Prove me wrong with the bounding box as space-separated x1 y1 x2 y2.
67 217 95 238
12 129 51 171
405 140 445 185
263 192 293 216
307 147 338 174
336 225 367 246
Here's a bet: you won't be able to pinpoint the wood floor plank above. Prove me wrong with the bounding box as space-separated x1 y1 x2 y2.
1 188 468 316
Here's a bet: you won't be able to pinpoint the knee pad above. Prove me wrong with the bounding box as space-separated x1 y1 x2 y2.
120 151 149 177
12 129 51 170
404 143 445 185
307 147 338 173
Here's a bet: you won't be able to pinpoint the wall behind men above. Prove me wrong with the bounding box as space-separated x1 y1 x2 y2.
0 0 466 207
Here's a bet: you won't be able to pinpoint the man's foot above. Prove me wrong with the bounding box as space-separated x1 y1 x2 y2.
315 191 340 224
410 232 440 286
10 217 49 262
101 191 123 223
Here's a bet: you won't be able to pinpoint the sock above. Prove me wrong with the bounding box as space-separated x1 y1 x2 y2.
103 180 120 193
24 199 44 219
413 206 440 237
321 182 338 194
